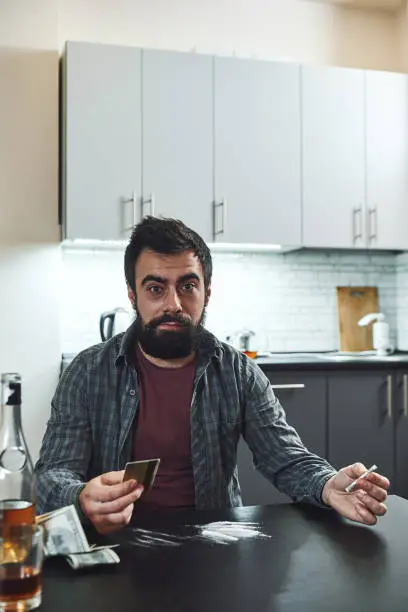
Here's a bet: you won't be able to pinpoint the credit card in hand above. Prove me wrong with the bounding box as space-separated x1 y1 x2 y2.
123 458 161 494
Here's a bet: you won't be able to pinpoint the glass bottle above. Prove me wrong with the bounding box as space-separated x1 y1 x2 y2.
0 373 36 534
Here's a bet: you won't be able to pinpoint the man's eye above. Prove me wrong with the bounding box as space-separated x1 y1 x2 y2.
182 283 196 293
147 285 163 295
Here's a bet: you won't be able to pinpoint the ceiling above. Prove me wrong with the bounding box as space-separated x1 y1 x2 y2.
303 0 405 11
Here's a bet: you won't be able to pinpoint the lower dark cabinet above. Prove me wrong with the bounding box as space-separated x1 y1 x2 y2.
238 364 408 506
328 369 408 498
237 370 327 506
395 370 408 498
328 371 394 484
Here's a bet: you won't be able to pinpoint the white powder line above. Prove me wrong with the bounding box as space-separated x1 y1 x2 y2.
201 529 239 544
128 521 271 550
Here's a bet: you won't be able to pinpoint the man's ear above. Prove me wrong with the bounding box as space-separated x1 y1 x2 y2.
127 284 136 306
204 285 211 307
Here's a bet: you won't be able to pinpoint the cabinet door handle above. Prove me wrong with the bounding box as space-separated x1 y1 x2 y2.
387 375 392 419
352 206 363 243
369 206 377 242
271 384 305 390
122 190 138 230
213 198 226 238
404 375 408 418
142 193 155 218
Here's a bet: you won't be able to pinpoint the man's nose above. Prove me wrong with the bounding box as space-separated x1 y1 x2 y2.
164 287 182 312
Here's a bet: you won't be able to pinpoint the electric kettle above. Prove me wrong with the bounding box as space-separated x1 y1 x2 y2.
99 308 133 341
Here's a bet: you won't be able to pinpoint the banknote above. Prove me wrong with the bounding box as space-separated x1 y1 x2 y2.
37 505 89 556
36 505 120 569
66 547 120 570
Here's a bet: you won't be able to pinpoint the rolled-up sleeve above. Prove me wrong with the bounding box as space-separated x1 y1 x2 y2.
242 361 336 506
34 354 91 516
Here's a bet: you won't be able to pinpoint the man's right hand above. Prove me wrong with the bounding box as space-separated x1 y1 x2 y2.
79 470 143 534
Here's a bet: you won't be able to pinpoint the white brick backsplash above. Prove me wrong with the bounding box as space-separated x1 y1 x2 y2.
61 247 407 354
397 252 408 350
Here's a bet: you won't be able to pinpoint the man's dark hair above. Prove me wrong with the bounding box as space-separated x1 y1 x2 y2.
124 216 213 293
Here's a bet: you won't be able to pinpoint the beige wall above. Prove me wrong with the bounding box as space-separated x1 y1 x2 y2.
0 0 57 49
0 0 60 459
0 48 59 244
397 4 408 71
333 6 401 71
0 0 59 245
58 0 400 70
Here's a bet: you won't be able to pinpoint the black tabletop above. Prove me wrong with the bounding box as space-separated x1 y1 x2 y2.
42 496 408 612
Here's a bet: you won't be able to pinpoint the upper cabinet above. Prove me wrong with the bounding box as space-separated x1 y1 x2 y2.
63 42 142 241
214 58 301 246
142 50 213 242
63 44 214 242
365 71 408 251
62 42 408 251
301 66 366 249
302 65 408 250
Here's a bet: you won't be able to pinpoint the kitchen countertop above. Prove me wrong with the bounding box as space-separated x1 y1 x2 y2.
254 351 408 370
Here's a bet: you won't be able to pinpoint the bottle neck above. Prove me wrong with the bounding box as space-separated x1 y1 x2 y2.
1 403 23 442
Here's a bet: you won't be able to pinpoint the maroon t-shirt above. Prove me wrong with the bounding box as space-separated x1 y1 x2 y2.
132 346 196 510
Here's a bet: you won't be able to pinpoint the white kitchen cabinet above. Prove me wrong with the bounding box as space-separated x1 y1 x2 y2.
214 58 302 246
301 66 366 249
365 71 408 250
63 42 142 241
142 50 213 241
63 43 408 251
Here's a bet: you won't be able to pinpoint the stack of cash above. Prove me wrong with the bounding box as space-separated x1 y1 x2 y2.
36 505 120 570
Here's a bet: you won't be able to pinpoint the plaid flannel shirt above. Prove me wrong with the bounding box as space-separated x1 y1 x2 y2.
35 323 336 516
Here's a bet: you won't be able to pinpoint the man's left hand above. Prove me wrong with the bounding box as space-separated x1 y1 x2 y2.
322 463 390 525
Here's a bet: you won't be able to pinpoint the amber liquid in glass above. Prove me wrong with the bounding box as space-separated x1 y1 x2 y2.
0 500 35 524
0 500 35 535
0 565 42 602
243 350 258 359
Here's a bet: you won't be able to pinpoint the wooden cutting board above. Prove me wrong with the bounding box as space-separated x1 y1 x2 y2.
336 287 379 352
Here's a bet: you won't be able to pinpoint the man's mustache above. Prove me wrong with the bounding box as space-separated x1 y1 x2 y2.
147 313 192 330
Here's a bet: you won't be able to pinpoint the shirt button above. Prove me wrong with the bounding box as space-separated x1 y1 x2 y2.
129 389 136 396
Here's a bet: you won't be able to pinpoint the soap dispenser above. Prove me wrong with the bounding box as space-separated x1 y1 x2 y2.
358 313 392 356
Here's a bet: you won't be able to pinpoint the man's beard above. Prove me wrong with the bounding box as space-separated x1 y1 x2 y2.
134 306 206 360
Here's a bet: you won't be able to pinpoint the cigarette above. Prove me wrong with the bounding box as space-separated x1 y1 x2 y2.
345 464 377 493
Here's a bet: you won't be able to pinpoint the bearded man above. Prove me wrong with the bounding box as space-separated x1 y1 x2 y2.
35 217 389 534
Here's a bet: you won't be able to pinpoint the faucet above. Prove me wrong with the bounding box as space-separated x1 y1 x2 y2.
227 329 255 352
